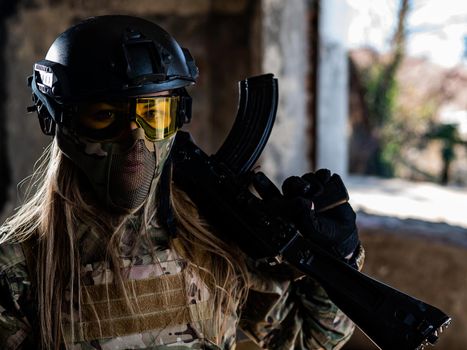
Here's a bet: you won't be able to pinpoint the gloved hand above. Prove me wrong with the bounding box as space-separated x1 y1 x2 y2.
281 169 360 261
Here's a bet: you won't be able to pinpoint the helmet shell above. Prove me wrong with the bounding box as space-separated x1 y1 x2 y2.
37 15 198 102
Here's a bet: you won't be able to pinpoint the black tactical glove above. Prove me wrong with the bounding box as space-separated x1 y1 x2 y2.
254 169 360 263
282 169 360 261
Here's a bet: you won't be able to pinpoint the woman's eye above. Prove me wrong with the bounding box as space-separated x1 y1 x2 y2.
79 110 116 129
141 109 162 121
142 109 158 119
144 110 171 128
94 111 115 121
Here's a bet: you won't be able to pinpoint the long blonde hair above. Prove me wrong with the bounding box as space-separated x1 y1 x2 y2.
0 139 250 349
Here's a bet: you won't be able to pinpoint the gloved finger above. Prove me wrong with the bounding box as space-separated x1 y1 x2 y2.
282 176 311 198
320 202 356 225
288 196 314 222
260 195 313 226
299 212 358 257
300 173 324 198
279 196 313 222
312 215 359 257
302 169 331 190
295 210 333 247
314 168 332 184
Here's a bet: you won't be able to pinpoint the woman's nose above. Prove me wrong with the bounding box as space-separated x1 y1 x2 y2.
130 121 139 130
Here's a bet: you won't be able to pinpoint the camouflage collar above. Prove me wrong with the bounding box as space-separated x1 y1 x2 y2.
77 212 170 265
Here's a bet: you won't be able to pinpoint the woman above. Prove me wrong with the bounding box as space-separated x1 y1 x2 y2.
0 16 362 349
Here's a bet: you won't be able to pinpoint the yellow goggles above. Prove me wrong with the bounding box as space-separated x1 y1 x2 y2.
75 96 180 141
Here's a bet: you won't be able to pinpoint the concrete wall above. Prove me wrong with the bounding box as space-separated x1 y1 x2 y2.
258 0 352 184
260 0 310 185
316 0 350 178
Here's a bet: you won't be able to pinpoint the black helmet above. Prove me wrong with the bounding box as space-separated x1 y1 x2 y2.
28 15 198 135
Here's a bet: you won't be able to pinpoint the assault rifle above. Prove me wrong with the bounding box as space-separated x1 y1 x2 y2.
172 74 451 350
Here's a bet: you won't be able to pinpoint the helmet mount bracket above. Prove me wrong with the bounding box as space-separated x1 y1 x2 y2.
122 28 167 85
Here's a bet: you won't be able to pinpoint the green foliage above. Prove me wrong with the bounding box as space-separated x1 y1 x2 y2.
363 64 398 128
359 63 465 183
360 63 399 177
353 0 411 178
426 123 466 163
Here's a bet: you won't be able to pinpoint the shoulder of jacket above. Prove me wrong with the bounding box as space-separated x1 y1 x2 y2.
0 241 27 274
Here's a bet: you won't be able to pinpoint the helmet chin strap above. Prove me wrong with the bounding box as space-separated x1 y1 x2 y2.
156 155 176 237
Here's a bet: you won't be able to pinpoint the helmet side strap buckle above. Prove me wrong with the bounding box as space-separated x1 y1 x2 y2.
177 89 192 127
38 109 56 136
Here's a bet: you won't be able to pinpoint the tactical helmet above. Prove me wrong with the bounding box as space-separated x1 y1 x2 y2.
28 15 198 135
27 15 198 212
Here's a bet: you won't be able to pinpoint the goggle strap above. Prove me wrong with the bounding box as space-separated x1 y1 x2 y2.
129 99 137 121
178 94 192 127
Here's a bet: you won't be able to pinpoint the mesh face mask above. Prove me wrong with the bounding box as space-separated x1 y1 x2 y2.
56 125 175 212
107 137 156 210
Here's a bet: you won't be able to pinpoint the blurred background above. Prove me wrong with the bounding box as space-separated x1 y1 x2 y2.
0 0 465 349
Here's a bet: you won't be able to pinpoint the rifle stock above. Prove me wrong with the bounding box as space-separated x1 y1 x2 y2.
172 74 451 350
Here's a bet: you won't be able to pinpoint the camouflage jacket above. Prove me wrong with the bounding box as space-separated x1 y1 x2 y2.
0 216 359 349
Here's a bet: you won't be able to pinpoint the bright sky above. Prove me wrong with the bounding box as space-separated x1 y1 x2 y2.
346 0 467 67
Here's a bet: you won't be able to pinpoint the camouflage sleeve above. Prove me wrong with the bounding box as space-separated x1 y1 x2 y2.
0 243 34 349
239 246 365 350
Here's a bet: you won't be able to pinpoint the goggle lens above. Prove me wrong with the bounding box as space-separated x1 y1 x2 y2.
75 96 180 141
135 97 178 141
